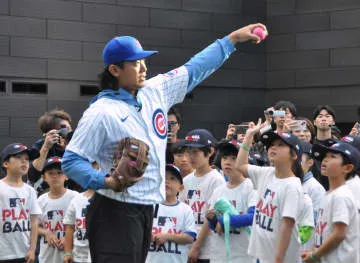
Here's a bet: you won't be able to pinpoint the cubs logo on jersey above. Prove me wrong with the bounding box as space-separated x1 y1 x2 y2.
152 108 167 139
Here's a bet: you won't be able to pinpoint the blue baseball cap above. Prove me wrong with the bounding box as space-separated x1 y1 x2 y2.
102 36 158 66
341 135 360 151
312 141 360 171
166 164 183 184
184 129 217 148
299 141 313 155
42 157 62 173
260 131 302 159
1 143 39 163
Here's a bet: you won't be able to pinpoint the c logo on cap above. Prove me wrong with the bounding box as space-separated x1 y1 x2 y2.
152 109 166 139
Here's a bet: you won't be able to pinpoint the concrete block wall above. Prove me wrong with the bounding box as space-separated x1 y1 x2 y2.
0 0 266 147
266 0 360 127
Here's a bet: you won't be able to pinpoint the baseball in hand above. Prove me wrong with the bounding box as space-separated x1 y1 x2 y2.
252 26 267 41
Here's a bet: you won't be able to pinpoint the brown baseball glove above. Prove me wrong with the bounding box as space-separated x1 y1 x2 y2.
110 137 150 192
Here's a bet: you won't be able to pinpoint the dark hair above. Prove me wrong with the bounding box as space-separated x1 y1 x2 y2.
198 146 211 157
312 105 336 121
341 154 356 179
0 165 5 179
274 100 297 117
196 146 216 165
168 107 181 123
291 149 304 183
98 62 124 91
172 147 186 154
38 109 72 134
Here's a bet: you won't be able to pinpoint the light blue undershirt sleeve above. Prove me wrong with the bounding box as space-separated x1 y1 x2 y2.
62 150 107 190
184 36 236 93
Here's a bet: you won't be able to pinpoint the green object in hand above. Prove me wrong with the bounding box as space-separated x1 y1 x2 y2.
298 225 313 244
214 198 239 263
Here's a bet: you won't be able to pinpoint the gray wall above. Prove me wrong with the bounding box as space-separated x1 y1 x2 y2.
0 0 266 148
266 0 360 124
2 0 359 148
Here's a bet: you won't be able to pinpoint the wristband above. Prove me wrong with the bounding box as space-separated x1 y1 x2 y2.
241 144 251 151
64 253 73 257
310 251 319 262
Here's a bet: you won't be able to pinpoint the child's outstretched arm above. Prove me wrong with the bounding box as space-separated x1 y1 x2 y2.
275 217 295 263
301 222 347 263
235 118 264 177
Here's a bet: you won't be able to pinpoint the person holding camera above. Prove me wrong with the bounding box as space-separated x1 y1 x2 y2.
166 107 181 163
264 101 297 134
167 107 181 144
28 109 73 192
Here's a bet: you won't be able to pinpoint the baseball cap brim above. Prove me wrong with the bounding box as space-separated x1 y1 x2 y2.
261 132 288 149
124 50 158 61
42 162 61 173
184 143 207 148
216 140 240 154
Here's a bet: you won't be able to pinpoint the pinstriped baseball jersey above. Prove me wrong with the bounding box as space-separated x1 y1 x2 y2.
66 66 189 205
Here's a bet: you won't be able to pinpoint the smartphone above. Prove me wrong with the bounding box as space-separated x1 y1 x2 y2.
290 120 307 131
233 124 249 135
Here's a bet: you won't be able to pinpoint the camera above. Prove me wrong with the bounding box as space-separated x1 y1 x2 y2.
167 122 178 143
57 127 71 139
264 110 286 117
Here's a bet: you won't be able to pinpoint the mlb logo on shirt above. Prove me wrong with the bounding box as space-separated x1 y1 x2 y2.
47 210 64 220
81 208 87 217
158 216 177 227
187 190 201 199
9 198 25 207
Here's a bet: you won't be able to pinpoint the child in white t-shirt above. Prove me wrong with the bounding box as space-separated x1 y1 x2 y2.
0 143 41 262
37 157 78 263
147 164 196 263
301 142 360 263
205 139 257 263
178 129 225 262
341 135 360 253
299 141 325 249
236 121 305 263
63 189 94 263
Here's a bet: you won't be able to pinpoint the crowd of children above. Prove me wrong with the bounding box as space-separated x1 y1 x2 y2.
1 102 360 263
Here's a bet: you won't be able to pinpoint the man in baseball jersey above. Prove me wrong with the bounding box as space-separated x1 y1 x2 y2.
62 23 267 263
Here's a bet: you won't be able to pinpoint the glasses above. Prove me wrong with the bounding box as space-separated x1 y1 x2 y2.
168 121 178 126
